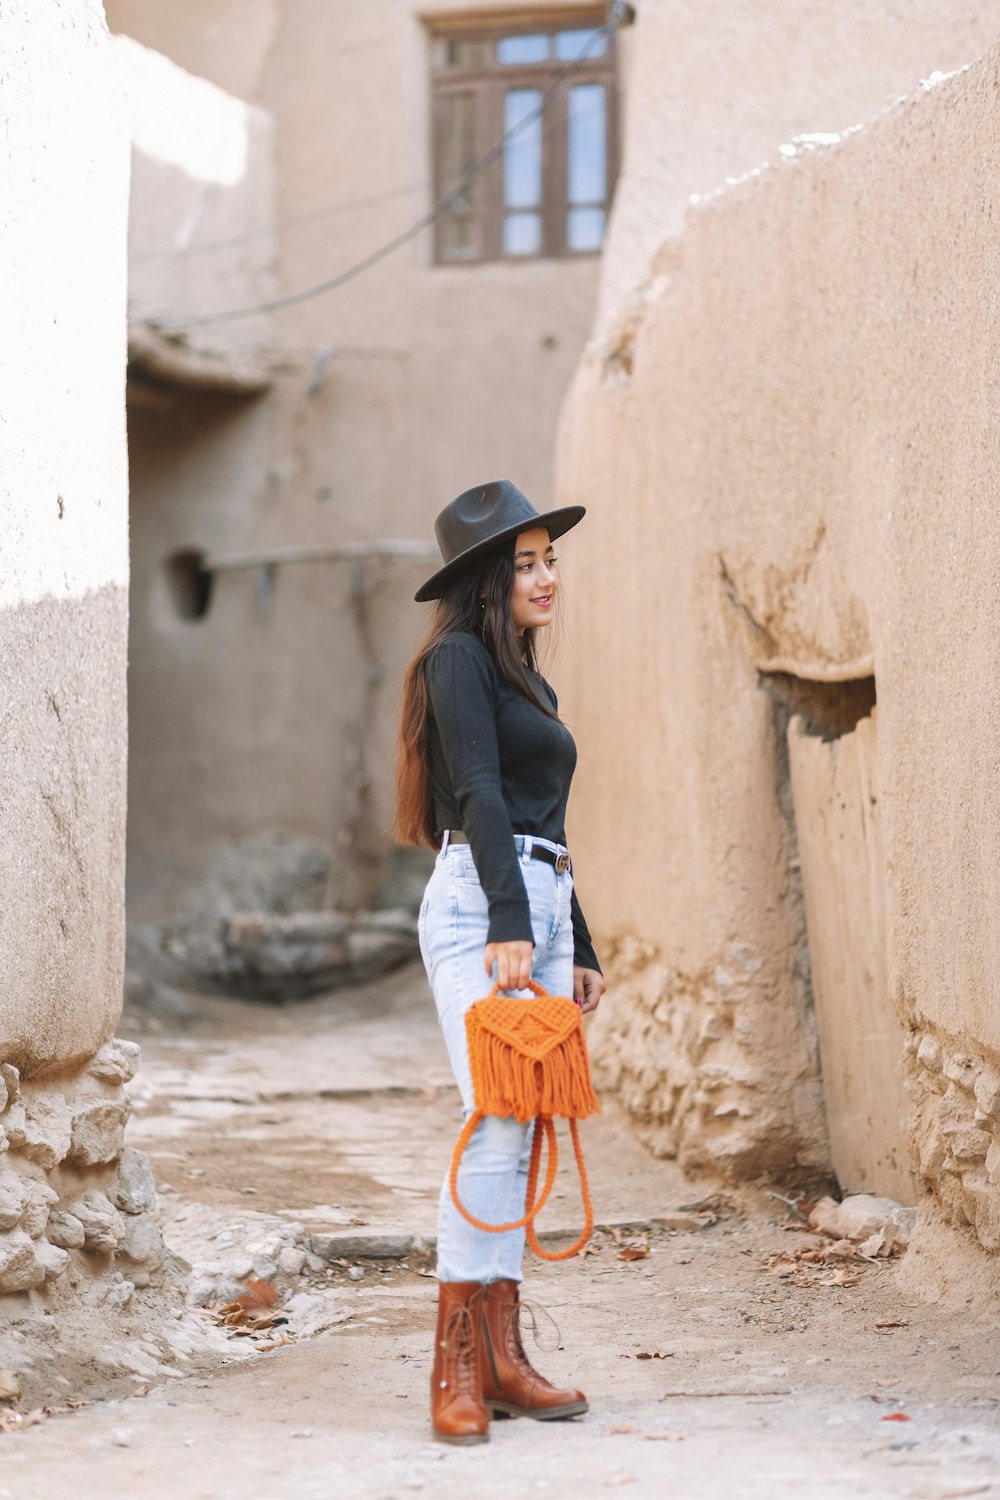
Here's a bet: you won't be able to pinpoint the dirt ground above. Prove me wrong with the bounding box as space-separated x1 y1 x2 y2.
3 962 1000 1499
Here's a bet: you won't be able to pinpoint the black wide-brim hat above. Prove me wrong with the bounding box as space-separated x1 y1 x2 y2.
414 479 586 602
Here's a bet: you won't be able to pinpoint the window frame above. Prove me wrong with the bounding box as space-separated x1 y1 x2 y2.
427 10 618 266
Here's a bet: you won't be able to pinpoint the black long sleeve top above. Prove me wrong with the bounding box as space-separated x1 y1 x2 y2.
424 630 601 974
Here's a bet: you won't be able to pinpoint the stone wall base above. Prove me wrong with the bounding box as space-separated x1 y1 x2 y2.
588 935 832 1183
0 1040 162 1304
906 1021 1000 1251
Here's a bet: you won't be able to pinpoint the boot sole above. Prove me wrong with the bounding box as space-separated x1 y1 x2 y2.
487 1400 589 1421
433 1431 490 1445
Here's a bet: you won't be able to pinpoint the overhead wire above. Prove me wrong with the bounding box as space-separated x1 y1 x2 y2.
153 16 619 331
131 179 430 262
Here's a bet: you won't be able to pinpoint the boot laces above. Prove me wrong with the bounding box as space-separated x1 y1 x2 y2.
506 1297 561 1377
441 1302 478 1395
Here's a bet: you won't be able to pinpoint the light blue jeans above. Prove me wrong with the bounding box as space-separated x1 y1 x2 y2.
418 832 575 1284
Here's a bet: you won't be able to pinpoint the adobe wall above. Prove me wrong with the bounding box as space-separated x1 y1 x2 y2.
105 0 608 929
0 2 161 1303
557 8 1000 1255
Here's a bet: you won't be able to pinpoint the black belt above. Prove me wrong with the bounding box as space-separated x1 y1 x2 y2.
445 830 571 876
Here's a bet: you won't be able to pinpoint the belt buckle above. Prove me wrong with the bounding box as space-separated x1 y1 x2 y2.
554 852 570 875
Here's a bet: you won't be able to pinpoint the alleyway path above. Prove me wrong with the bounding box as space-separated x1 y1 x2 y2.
6 964 1000 1499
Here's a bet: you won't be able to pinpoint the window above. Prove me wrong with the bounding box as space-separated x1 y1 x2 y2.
429 14 618 264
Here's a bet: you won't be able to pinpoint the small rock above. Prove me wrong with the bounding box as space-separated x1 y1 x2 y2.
0 1065 20 1107
0 1370 22 1400
245 1235 284 1262
916 1035 943 1072
252 1256 280 1282
88 1040 141 1085
0 1231 46 1292
72 1192 127 1254
18 1178 58 1239
0 1172 24 1232
308 1232 413 1261
68 1096 131 1167
36 1241 70 1280
47 1211 86 1250
348 1266 364 1282
278 1247 306 1276
117 1213 164 1271
3 1103 28 1150
189 1276 219 1308
20 1096 74 1171
284 1291 354 1337
809 1194 916 1248
106 1281 135 1311
111 1428 133 1448
114 1148 157 1216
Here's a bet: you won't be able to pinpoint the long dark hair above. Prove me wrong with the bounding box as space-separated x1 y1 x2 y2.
395 539 560 849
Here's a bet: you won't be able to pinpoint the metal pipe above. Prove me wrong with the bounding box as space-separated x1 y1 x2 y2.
203 539 438 572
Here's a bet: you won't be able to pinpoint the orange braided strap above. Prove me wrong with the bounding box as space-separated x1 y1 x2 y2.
525 1119 594 1261
447 980 601 1257
449 1114 558 1233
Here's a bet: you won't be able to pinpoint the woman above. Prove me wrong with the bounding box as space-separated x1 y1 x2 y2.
396 478 606 1446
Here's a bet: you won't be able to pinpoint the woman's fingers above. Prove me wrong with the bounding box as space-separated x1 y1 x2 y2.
485 940 533 991
574 966 606 1013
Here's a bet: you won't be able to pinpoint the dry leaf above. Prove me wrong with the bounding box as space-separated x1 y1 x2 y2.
129 1385 150 1399
257 1332 296 1353
236 1279 278 1317
618 1244 650 1262
875 1378 901 1388
607 1423 635 1434
874 1319 910 1330
815 1267 863 1287
881 1412 911 1422
645 1430 685 1442
0 1372 22 1402
607 1226 623 1247
635 1352 673 1360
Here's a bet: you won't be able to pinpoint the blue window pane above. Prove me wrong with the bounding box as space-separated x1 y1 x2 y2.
497 34 548 64
567 206 606 252
503 89 542 209
554 28 607 61
567 83 606 205
504 212 542 256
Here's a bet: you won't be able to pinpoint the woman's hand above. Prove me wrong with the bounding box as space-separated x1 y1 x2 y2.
485 940 534 992
573 966 605 1014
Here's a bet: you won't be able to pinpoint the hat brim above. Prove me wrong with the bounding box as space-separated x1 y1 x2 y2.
413 505 586 602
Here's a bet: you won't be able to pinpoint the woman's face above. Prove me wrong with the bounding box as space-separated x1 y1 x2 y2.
509 526 557 636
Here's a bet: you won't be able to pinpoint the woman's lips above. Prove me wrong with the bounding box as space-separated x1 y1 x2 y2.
531 594 553 606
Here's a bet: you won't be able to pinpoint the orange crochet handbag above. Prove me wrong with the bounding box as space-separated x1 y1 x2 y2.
448 979 601 1262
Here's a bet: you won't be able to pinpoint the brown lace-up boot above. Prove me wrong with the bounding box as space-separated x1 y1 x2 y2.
430 1281 489 1444
478 1278 588 1420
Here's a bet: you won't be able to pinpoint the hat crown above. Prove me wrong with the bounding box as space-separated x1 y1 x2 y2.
434 480 538 567
413 479 585 601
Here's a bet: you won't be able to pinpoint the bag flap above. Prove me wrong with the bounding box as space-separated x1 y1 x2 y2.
472 995 583 1061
